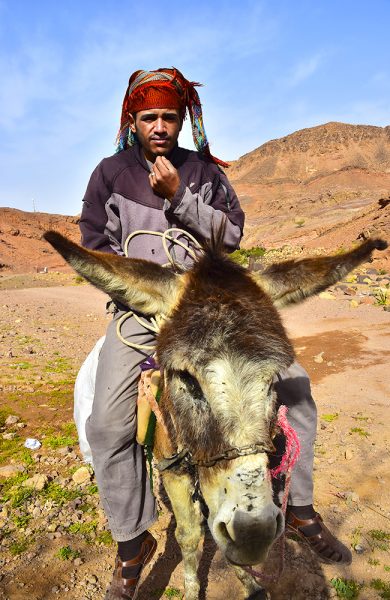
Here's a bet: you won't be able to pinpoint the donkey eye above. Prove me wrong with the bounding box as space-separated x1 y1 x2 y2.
177 370 205 402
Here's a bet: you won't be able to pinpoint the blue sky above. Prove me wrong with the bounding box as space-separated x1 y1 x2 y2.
0 0 389 215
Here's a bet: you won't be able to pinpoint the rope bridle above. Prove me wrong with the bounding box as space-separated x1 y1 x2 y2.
156 441 275 472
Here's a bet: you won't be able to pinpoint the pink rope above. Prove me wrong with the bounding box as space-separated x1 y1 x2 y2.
242 405 301 585
271 405 301 478
271 405 301 512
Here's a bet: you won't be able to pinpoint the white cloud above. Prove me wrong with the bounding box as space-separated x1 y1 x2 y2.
287 54 324 87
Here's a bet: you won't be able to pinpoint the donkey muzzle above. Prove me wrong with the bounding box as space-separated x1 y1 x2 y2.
212 502 284 565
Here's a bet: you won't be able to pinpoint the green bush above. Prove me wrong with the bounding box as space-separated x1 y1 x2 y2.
230 246 266 266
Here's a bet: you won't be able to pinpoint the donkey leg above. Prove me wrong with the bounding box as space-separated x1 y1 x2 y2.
162 471 203 600
230 564 270 600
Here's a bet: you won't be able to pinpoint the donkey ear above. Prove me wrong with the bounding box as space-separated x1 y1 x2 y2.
43 231 184 315
252 238 388 308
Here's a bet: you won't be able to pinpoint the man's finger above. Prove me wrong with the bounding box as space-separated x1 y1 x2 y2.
155 156 171 173
160 156 174 171
153 160 165 177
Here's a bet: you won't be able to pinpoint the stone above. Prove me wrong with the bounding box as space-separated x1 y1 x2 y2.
22 474 48 491
350 299 360 308
334 284 348 293
345 448 354 460
354 544 366 554
360 296 375 305
72 466 91 485
58 446 72 456
74 557 83 566
356 275 368 284
313 352 324 363
5 415 19 426
0 464 25 478
344 287 357 295
2 432 17 440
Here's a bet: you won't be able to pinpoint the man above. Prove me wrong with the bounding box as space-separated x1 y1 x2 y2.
80 68 351 600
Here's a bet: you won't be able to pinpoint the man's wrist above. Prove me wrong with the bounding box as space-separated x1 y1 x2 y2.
165 180 187 212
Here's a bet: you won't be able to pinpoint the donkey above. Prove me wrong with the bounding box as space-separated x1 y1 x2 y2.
44 232 386 599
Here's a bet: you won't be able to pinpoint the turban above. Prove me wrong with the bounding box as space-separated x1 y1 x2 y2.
116 67 228 168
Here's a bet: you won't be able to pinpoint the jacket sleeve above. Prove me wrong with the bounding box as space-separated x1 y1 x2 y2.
165 165 245 251
79 162 118 253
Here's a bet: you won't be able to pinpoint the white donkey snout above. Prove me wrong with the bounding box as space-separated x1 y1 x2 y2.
213 501 284 565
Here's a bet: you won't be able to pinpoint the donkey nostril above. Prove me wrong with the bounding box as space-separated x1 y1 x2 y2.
217 521 233 544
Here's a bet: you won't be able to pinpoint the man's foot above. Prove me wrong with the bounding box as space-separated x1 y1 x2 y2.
105 532 157 599
286 509 352 565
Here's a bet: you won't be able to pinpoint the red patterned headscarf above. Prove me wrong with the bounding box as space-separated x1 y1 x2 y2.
116 67 228 168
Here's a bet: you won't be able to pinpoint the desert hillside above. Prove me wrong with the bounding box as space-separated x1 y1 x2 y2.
0 209 80 273
0 122 389 273
229 122 390 251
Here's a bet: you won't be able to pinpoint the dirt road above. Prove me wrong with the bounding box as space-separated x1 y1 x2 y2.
0 282 389 599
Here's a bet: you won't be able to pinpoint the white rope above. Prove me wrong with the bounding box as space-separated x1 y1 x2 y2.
123 228 201 267
117 228 202 351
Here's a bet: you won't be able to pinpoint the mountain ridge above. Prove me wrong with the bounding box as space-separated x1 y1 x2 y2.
1 121 389 272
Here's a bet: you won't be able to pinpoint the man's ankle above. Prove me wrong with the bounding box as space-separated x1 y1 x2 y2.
118 531 150 578
287 504 321 536
288 504 316 519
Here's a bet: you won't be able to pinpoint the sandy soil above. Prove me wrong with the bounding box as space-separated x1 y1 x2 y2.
0 281 389 600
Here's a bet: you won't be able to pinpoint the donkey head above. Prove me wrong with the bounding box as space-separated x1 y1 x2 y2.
44 232 387 566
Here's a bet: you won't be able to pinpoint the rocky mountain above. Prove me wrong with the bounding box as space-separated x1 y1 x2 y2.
0 122 389 273
229 122 390 251
0 208 79 273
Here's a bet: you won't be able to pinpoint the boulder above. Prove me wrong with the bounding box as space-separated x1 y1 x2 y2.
72 466 91 485
22 474 48 491
0 464 25 478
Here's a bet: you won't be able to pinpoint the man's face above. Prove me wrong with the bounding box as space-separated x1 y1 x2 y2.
129 108 182 162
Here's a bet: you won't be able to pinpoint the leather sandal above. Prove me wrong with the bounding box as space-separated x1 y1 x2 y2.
286 511 352 565
105 532 157 599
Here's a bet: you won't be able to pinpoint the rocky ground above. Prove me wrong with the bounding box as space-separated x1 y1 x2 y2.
0 258 389 600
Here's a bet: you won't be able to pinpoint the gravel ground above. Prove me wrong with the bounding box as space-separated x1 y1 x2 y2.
0 266 389 600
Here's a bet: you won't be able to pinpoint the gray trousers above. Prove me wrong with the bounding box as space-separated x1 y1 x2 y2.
86 309 317 542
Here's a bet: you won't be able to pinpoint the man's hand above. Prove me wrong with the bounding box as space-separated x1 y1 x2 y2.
149 156 180 201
